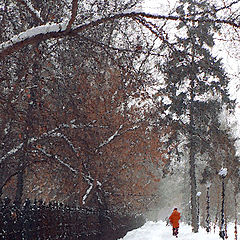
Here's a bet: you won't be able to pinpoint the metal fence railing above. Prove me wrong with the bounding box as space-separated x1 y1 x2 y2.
0 198 144 240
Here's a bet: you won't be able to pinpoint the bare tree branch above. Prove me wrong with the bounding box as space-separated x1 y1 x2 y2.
66 0 78 31
0 11 239 58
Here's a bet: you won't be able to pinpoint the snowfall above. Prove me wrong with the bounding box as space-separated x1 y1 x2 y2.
118 220 237 240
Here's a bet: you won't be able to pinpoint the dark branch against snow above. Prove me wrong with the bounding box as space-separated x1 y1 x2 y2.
0 11 239 58
66 0 78 31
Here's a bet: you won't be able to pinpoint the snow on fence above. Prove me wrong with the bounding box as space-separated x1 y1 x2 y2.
0 197 144 240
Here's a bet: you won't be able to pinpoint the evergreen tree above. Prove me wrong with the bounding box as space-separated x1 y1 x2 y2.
158 0 234 232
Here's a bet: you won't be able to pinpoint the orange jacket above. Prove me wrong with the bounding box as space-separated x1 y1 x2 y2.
169 210 181 228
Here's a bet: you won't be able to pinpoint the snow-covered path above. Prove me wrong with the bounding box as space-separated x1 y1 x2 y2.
118 220 237 240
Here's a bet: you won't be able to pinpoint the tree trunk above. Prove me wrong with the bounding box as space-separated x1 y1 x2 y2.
206 184 211 232
189 72 199 233
14 48 39 205
234 189 238 240
189 142 198 232
219 176 226 239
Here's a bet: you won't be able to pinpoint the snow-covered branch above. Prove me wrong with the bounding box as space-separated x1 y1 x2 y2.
82 184 93 205
0 21 68 55
82 173 94 205
38 148 78 174
98 124 123 149
50 132 78 154
0 143 23 164
0 140 78 174
82 173 103 205
0 119 97 164
55 156 78 174
1 11 239 58
97 124 141 149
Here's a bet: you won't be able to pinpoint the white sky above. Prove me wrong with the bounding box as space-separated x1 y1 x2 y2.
143 0 240 153
142 0 239 99
142 0 177 14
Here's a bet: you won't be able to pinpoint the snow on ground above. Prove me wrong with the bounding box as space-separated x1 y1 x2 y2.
118 220 237 240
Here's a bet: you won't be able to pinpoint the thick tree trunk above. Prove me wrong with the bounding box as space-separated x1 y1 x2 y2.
14 51 38 205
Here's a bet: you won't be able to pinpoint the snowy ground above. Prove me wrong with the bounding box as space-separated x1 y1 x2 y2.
118 220 237 240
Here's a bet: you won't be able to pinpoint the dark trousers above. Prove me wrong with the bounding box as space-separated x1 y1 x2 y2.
173 227 179 236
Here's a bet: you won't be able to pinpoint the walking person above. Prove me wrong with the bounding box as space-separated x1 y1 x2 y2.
169 208 181 238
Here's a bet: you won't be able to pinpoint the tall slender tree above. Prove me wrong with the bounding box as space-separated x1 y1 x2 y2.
158 0 234 232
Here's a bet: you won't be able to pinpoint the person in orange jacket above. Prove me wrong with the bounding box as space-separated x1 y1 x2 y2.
169 208 181 238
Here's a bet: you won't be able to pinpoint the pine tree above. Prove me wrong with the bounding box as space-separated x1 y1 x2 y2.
158 0 234 233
